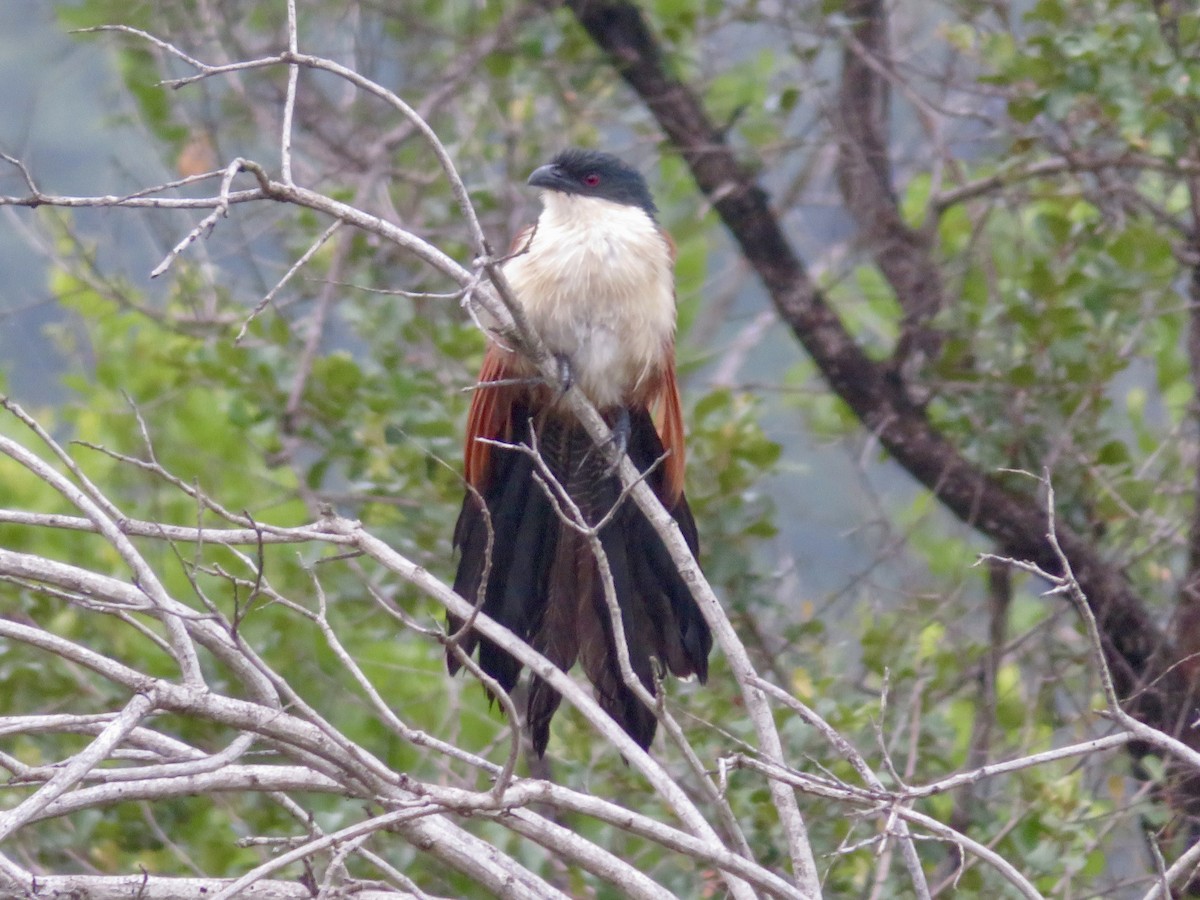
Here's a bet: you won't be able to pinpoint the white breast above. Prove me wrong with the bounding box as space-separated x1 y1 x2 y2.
503 193 675 410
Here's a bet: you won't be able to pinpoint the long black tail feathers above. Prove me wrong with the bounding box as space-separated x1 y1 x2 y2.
450 411 712 756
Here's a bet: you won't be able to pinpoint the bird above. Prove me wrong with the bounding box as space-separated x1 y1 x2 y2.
447 148 712 756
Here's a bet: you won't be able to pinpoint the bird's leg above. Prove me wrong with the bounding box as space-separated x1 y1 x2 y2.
573 404 630 477
602 407 631 475
546 352 626 470
467 350 572 396
588 410 633 480
552 352 573 396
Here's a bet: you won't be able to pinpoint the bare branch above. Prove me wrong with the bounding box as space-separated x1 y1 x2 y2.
0 404 206 685
150 157 265 278
0 508 353 545
0 866 362 900
280 0 299 186
729 754 1045 900
235 218 342 342
0 691 156 842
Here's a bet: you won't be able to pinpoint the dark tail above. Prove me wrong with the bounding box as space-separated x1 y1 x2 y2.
450 406 711 756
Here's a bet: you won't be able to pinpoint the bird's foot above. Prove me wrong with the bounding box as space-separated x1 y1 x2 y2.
603 407 631 475
551 353 573 396
577 408 631 476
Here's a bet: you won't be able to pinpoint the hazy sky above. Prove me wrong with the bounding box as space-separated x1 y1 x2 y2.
0 3 160 404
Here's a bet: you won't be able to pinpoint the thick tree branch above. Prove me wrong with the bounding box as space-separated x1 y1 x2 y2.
833 0 944 370
0 867 391 900
566 0 1183 745
1174 263 1200 733
0 692 156 843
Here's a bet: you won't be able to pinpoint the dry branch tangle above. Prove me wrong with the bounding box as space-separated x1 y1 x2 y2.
0 405 797 898
0 399 1176 898
0 406 1116 899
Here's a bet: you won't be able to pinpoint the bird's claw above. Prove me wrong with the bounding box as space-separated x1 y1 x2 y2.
552 353 573 397
604 408 631 475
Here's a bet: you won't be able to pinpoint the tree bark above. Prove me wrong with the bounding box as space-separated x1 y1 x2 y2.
565 0 1191 763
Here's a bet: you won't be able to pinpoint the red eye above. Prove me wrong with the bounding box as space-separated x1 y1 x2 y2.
583 173 601 187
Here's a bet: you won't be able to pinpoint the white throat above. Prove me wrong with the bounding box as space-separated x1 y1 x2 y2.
503 192 676 410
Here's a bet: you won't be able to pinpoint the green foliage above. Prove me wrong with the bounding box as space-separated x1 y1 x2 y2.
760 2 1200 892
921 0 1199 574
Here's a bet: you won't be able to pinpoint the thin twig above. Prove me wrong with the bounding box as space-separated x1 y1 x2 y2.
280 0 298 186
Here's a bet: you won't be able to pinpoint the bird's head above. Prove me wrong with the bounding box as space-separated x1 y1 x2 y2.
527 149 657 219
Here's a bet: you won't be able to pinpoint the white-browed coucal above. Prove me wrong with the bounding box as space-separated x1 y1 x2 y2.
449 149 711 756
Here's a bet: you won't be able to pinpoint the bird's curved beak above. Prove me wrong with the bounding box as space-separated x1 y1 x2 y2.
527 164 568 191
